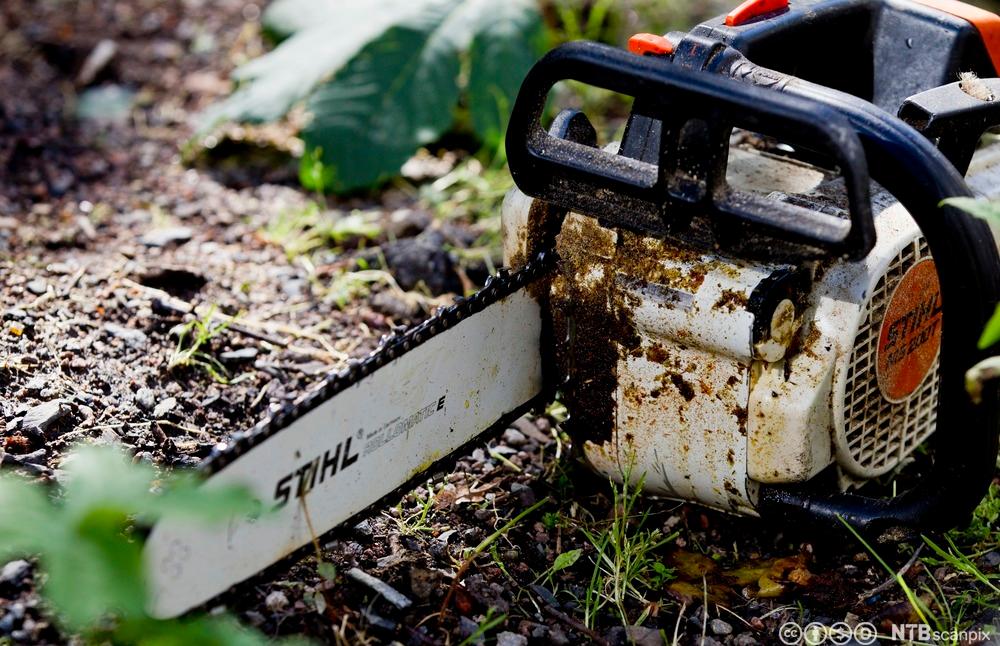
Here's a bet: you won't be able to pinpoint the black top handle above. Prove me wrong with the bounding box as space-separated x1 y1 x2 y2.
505 40 877 260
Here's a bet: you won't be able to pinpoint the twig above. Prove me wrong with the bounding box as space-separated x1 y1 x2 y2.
122 278 347 363
541 602 610 646
860 543 925 601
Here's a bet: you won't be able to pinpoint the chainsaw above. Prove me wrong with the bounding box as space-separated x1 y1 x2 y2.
147 0 1000 618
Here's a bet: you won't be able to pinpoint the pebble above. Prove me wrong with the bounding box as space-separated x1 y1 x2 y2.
153 397 177 418
25 280 47 295
620 626 662 646
710 618 733 635
23 375 46 392
496 632 527 646
20 400 67 436
220 348 258 363
347 567 412 609
139 226 193 247
732 634 759 646
458 616 480 639
510 482 536 506
501 428 527 447
3 308 28 321
264 590 288 612
135 387 156 411
0 560 30 586
104 322 148 349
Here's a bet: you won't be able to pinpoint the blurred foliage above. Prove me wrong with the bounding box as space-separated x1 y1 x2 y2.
203 0 545 193
0 445 297 645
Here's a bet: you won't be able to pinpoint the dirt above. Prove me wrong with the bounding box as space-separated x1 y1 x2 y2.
2 1 1000 645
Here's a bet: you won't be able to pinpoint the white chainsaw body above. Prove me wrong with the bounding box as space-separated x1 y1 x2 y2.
503 139 1000 515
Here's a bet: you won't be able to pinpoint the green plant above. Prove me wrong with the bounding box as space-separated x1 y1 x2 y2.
385 482 440 536
326 269 400 309
202 0 545 193
167 306 236 383
264 203 383 260
456 607 507 646
0 445 289 645
579 467 678 628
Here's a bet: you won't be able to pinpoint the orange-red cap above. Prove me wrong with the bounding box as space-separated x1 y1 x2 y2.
911 0 1000 74
628 33 675 56
725 0 790 26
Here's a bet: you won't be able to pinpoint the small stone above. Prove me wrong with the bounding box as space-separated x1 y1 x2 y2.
732 634 759 646
0 560 30 586
496 632 527 646
23 375 46 392
509 482 536 506
624 626 663 646
139 226 193 247
982 551 1000 568
353 519 373 538
104 322 148 349
710 618 733 636
220 348 258 363
458 616 480 639
408 567 440 601
135 387 156 411
264 590 288 612
501 428 527 447
20 400 67 436
25 280 47 296
153 397 177 418
3 309 27 321
19 450 46 466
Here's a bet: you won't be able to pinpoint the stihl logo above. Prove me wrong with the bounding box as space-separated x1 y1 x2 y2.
876 259 942 402
271 394 448 508
273 438 360 508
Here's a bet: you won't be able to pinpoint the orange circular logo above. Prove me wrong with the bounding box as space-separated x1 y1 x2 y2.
876 259 942 402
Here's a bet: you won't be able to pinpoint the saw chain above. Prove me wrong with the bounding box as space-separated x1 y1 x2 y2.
202 249 558 478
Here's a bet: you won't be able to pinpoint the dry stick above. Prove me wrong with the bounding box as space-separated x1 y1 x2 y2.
859 543 925 601
438 497 550 618
541 600 611 646
299 488 326 566
122 278 345 363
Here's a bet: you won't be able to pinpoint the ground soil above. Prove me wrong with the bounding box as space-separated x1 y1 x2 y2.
1 1 999 645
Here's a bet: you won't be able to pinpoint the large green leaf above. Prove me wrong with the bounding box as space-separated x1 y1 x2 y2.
261 0 343 42
0 475 56 560
200 0 431 128
301 0 469 192
467 0 546 151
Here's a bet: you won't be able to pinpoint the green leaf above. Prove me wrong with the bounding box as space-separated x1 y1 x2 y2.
941 196 1000 225
261 0 345 42
317 561 338 582
551 548 582 573
467 0 546 151
979 302 1000 350
43 513 147 631
200 0 434 129
0 475 57 560
302 0 468 192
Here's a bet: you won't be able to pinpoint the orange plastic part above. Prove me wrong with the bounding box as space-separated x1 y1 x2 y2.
725 0 790 26
911 0 1000 74
628 33 675 56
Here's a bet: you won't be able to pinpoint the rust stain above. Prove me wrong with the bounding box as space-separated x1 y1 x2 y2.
713 288 748 312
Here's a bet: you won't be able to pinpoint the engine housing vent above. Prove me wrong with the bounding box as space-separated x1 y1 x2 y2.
835 238 941 478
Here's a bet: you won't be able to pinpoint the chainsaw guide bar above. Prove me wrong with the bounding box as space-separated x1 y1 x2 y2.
144 252 557 618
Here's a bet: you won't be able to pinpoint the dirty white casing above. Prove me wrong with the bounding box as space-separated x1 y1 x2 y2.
502 142 1000 515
